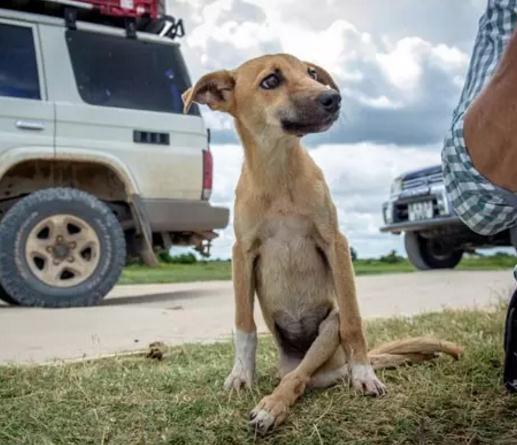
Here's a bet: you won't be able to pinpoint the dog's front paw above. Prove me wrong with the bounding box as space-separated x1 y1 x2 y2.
224 364 255 391
350 364 386 396
249 395 288 435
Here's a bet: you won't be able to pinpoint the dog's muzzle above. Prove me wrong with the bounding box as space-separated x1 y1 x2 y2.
280 90 341 137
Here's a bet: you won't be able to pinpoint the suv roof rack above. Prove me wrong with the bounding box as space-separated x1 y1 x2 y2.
1 0 185 40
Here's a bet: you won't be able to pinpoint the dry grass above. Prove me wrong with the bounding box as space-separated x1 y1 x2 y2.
1 305 516 444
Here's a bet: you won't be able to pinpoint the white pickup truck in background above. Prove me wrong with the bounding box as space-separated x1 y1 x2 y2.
0 2 229 307
381 165 516 270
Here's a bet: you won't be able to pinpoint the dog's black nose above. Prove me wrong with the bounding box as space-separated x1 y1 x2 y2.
318 90 341 113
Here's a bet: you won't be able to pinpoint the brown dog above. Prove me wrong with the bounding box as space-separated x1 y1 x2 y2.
183 54 461 434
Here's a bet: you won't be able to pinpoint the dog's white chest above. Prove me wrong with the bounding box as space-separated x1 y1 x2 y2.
255 213 333 316
260 214 312 242
257 214 319 278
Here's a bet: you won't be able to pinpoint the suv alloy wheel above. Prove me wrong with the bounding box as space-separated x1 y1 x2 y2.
0 188 126 307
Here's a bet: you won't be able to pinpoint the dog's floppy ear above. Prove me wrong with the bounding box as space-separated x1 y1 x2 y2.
304 62 339 92
182 70 235 114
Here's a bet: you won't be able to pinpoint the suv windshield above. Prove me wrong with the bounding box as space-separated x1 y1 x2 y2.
66 30 199 115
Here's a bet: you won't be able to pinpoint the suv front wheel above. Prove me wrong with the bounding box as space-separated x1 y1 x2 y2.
404 231 463 270
0 188 126 307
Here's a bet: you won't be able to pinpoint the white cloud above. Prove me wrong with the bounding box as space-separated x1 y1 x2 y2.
377 37 469 98
171 0 471 147
208 143 440 259
353 93 402 110
377 37 427 91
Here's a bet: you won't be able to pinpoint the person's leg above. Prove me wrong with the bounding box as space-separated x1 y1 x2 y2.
504 267 517 393
510 227 517 249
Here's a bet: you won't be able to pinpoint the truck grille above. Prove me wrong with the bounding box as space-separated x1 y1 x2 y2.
393 198 441 223
402 171 442 190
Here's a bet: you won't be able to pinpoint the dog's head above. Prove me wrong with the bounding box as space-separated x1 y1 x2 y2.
182 54 340 138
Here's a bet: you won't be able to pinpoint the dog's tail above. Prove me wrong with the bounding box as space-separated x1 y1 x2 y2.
367 337 463 369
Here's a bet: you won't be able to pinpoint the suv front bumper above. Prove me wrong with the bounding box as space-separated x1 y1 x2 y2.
142 199 229 232
381 183 458 234
380 215 463 233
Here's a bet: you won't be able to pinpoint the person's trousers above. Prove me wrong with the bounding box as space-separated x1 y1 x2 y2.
504 267 517 392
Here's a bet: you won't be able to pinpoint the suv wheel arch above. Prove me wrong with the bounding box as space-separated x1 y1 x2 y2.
0 159 158 267
405 231 464 270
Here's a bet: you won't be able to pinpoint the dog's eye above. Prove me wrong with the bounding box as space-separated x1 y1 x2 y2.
260 74 281 90
308 67 318 80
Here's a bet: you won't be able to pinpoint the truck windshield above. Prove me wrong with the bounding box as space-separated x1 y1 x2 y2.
66 30 199 115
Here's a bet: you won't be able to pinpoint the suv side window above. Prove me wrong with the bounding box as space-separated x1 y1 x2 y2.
66 30 199 115
0 23 41 100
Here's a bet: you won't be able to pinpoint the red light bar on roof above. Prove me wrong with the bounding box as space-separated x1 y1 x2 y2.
46 0 160 19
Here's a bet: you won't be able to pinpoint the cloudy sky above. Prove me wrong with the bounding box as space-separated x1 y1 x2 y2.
168 0 486 259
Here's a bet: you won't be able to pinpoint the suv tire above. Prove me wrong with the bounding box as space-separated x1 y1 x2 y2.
0 188 126 307
0 284 18 305
404 231 463 270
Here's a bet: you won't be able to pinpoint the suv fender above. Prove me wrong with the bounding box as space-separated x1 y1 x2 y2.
0 147 139 195
0 146 54 179
0 151 158 266
54 149 140 194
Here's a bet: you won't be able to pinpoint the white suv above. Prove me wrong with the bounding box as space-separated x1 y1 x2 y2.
0 6 228 307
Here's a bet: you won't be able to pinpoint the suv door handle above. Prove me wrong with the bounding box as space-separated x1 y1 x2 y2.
16 120 45 131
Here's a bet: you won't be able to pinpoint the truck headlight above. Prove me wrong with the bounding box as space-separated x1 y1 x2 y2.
390 178 402 196
383 202 394 224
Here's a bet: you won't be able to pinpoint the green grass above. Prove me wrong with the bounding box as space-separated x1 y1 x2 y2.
120 261 232 285
1 305 516 444
457 255 516 271
119 255 516 285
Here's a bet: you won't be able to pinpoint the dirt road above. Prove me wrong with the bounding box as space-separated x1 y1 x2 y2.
0 270 514 364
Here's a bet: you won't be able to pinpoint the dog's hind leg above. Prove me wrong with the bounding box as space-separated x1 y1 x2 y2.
249 310 340 434
308 347 348 388
278 352 302 379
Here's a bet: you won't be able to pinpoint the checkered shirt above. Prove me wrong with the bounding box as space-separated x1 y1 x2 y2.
442 0 517 235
